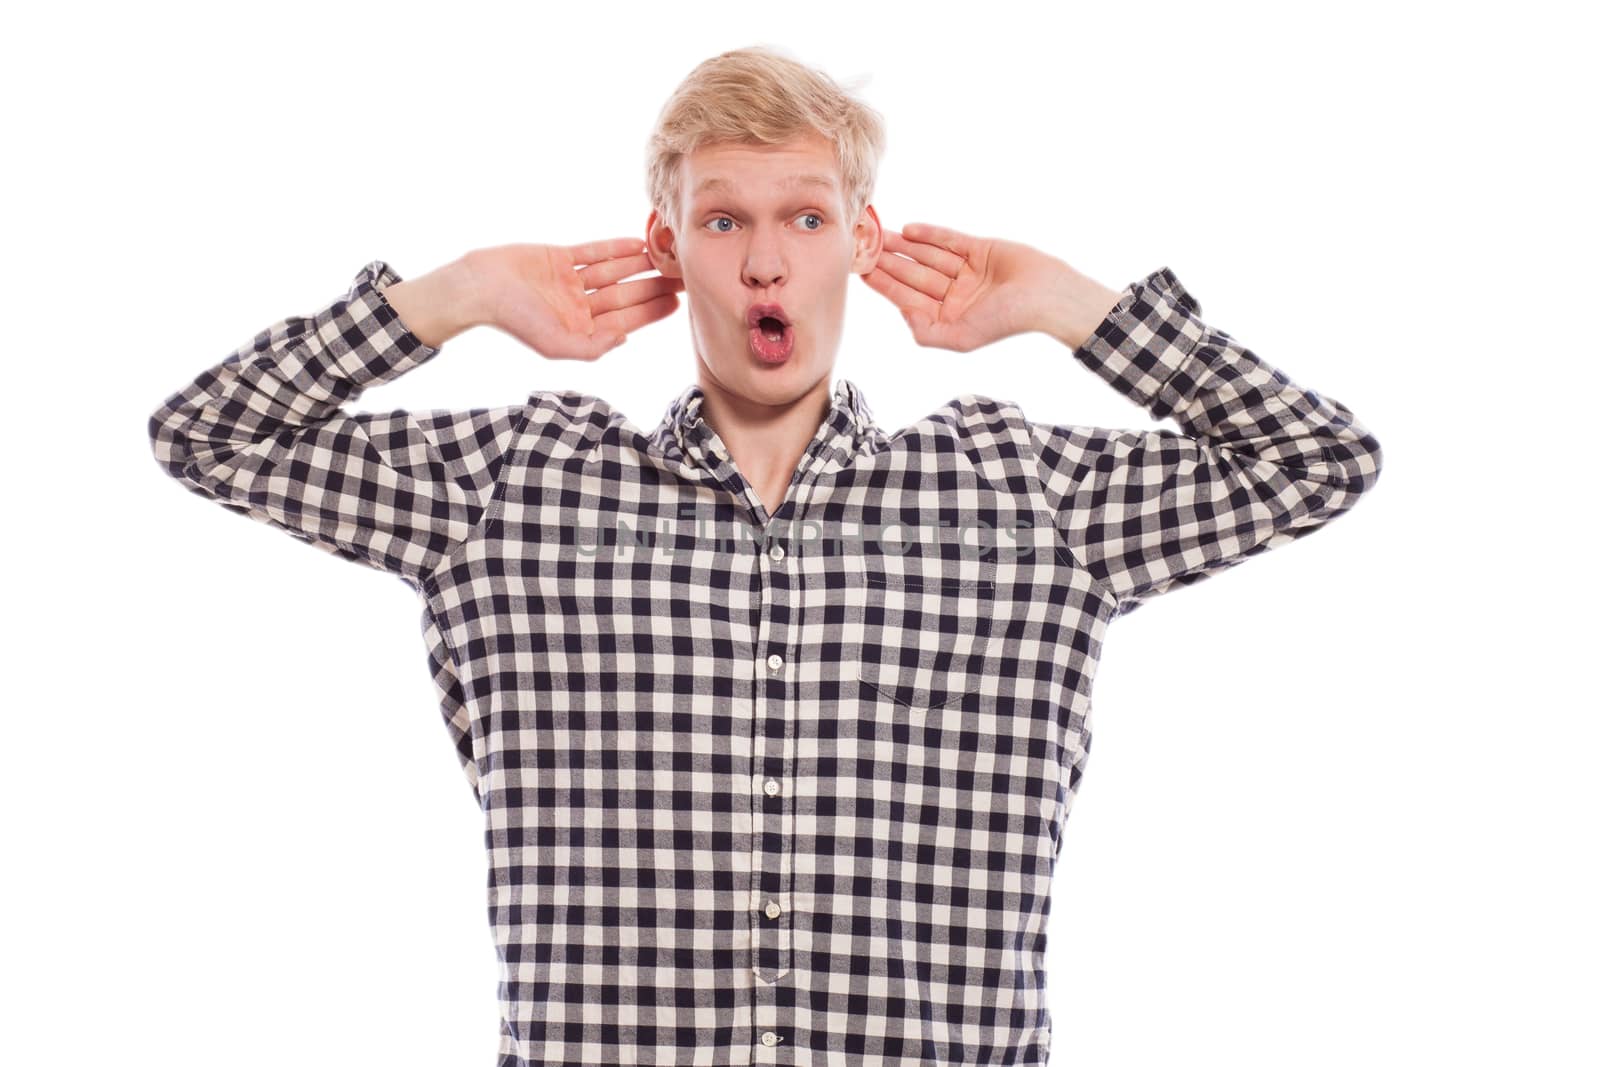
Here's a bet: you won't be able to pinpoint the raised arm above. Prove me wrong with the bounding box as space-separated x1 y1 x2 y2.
147 241 684 586
147 258 527 584
858 220 1383 619
1028 266 1384 616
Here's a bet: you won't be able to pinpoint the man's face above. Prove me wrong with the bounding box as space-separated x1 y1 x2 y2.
646 132 882 409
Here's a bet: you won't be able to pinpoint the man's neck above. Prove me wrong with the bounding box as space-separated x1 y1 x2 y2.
695 372 833 515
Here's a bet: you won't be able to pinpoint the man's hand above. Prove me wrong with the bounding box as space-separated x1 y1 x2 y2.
471 238 685 361
859 222 1124 352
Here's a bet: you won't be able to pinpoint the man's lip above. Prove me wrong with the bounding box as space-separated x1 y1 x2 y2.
746 303 791 328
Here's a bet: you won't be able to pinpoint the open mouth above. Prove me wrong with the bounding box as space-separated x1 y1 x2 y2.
748 317 795 362
746 303 794 362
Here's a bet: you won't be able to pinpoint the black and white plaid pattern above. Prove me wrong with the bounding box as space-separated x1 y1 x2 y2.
149 259 1383 1066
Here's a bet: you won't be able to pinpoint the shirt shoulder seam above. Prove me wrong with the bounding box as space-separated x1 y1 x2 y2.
418 393 545 590
1016 408 1127 617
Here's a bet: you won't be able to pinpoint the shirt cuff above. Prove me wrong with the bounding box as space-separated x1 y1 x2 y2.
1071 266 1211 421
276 260 444 400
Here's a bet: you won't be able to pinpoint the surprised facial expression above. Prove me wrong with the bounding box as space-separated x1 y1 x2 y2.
646 131 881 407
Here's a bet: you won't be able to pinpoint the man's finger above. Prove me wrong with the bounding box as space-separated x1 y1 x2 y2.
567 237 648 266
588 275 682 316
594 291 680 338
579 252 659 291
901 222 972 259
860 266 941 323
883 229 964 278
872 248 952 303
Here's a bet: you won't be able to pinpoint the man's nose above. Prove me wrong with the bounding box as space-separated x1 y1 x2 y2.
743 261 785 288
743 233 786 289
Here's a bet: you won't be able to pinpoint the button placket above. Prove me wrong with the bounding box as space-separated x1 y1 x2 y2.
752 525 793 1039
721 414 836 1060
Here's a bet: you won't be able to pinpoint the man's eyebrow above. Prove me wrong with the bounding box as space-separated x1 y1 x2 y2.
692 173 838 198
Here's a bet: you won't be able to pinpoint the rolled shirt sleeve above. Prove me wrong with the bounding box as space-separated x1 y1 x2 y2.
147 260 529 585
1028 266 1384 617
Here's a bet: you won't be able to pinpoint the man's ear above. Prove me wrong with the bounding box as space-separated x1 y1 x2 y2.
645 209 683 280
851 203 884 275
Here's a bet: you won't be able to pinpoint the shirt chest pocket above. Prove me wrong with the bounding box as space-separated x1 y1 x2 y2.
853 569 997 713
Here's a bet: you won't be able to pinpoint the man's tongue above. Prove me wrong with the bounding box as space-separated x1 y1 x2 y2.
760 318 784 341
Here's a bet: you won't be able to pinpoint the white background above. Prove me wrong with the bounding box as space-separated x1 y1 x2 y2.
4 1 1595 1064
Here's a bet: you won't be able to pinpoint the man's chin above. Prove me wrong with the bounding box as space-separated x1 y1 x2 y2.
704 357 828 409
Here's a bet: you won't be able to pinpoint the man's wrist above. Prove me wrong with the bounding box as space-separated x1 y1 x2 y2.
382 255 485 349
1037 262 1125 351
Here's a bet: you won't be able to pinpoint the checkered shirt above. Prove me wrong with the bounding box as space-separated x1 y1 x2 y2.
148 258 1383 1066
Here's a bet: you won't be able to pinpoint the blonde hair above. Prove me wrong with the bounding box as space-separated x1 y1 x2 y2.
646 46 887 232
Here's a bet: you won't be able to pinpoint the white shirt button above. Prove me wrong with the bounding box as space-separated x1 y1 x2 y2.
761 1031 780 1047
767 653 783 671
764 779 780 797
765 900 781 919
769 543 785 561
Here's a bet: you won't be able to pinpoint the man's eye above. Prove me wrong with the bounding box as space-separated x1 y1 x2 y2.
702 214 823 234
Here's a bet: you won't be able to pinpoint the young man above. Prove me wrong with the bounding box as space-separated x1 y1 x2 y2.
148 46 1382 1067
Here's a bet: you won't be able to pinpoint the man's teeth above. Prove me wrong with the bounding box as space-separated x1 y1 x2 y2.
760 321 785 341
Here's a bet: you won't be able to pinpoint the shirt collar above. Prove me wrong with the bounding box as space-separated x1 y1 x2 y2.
657 376 880 473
